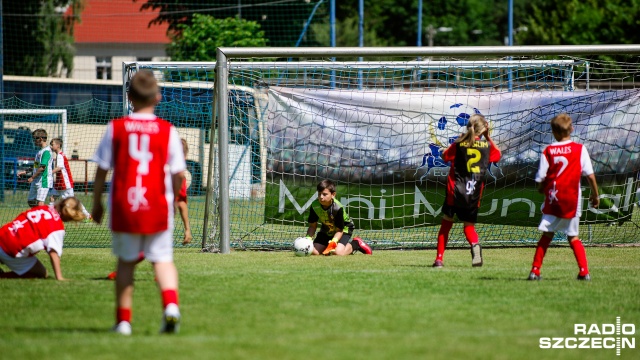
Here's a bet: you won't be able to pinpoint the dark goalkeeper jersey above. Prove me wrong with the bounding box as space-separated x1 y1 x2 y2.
307 199 354 237
442 137 501 209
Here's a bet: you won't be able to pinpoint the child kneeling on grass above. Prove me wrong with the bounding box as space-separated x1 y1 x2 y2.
0 197 86 280
304 179 372 256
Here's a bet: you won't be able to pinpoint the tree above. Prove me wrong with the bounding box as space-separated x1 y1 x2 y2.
2 0 80 77
517 0 640 45
167 14 268 62
134 0 319 47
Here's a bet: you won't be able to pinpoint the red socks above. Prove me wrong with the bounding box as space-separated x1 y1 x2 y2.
570 239 589 276
531 235 552 275
436 219 453 261
117 308 131 323
463 225 479 245
162 289 179 308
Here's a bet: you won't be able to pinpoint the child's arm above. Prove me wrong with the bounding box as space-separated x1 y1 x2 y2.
172 172 186 201
306 223 317 239
48 250 64 280
91 168 108 223
28 166 45 183
586 173 599 208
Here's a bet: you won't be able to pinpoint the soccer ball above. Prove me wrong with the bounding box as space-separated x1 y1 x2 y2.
434 103 482 147
293 237 314 257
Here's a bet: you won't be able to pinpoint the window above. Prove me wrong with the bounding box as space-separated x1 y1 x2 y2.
96 57 112 80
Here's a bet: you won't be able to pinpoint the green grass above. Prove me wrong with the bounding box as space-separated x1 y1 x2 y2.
1 247 639 359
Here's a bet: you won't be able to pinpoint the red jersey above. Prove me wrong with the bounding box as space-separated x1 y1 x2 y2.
536 140 594 218
0 205 65 258
92 114 186 234
442 137 501 209
54 151 74 190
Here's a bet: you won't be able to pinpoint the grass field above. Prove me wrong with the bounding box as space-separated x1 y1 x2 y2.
1 247 638 359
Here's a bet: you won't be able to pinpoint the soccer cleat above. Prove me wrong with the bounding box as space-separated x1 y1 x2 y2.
106 271 117 280
112 321 132 336
432 260 444 268
352 237 372 255
160 303 181 334
470 243 483 267
577 274 591 281
322 241 337 255
527 272 542 281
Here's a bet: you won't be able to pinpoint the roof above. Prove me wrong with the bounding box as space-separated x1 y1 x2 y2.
68 0 170 44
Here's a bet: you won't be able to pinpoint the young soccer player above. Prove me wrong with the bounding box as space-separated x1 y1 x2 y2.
92 69 187 335
432 114 501 268
176 138 192 245
528 113 599 281
49 138 92 219
105 139 192 280
0 197 86 280
305 179 372 256
25 129 54 207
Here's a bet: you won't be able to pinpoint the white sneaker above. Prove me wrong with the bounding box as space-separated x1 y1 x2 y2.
160 303 181 334
112 321 132 336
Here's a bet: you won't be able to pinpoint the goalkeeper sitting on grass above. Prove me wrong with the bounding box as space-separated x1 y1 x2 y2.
304 179 372 256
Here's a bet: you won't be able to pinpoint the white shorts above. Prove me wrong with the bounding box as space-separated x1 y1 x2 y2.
112 230 174 263
51 188 74 199
0 247 38 276
538 214 580 237
28 183 50 202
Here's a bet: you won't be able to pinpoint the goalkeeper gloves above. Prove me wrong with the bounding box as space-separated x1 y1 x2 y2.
322 240 338 255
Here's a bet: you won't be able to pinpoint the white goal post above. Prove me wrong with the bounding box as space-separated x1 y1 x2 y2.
212 45 640 254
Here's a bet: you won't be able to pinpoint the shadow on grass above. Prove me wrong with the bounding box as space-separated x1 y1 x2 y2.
8 326 107 334
477 276 561 281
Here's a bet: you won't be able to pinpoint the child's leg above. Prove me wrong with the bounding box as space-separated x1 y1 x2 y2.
107 251 144 280
115 259 137 324
435 216 454 262
145 230 180 333
531 232 553 276
568 236 589 276
154 261 179 303
177 201 192 245
333 242 353 256
0 260 46 278
463 223 479 245
463 222 483 267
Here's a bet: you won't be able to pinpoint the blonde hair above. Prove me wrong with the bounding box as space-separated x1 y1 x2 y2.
50 137 63 147
455 114 488 145
550 113 573 138
55 197 86 222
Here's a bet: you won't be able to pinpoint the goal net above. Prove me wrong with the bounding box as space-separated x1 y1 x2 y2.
0 109 67 198
130 47 640 251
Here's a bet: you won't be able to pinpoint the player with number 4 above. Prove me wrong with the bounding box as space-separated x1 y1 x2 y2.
432 114 501 268
92 70 186 335
527 113 599 281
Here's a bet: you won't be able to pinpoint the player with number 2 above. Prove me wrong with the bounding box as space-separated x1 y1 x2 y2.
431 114 501 268
92 70 186 335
